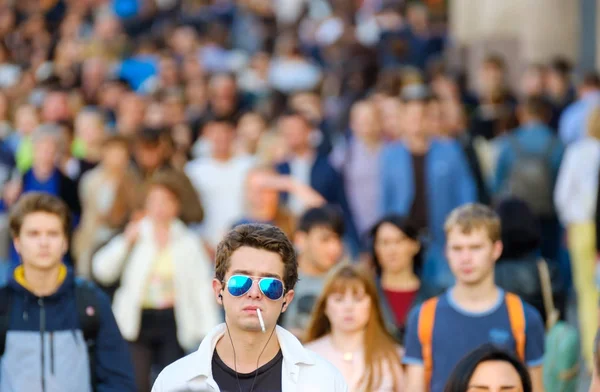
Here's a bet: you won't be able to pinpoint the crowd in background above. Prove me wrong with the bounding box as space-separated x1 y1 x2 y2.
0 0 599 391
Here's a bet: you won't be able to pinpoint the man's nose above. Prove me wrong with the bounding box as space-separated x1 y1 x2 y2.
247 280 262 298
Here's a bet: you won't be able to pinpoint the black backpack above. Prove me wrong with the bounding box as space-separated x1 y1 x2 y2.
0 278 101 388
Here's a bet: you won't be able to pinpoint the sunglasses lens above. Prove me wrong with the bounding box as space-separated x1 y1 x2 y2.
227 275 253 297
259 278 284 300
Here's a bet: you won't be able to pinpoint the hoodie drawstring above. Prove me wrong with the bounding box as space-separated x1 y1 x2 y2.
38 298 46 392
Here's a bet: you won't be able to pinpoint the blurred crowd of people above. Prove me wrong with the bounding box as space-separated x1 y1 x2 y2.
0 0 599 391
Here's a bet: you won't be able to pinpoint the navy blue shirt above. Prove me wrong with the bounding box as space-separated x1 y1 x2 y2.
403 288 545 392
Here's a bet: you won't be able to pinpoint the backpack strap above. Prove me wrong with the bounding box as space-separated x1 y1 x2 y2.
0 286 12 357
74 278 101 390
418 297 438 391
505 292 526 362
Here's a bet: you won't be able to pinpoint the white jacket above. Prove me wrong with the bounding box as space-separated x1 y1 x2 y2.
92 217 221 351
554 137 600 225
151 324 349 392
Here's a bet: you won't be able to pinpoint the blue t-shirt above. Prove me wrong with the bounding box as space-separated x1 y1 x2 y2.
402 288 545 392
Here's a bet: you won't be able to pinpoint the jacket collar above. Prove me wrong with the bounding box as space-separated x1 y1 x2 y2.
187 323 315 383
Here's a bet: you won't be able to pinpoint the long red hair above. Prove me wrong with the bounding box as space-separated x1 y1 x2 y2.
304 263 403 391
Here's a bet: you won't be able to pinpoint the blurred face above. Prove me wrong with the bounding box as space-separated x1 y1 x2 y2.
479 63 504 97
325 282 372 334
402 101 426 140
14 212 68 270
279 116 311 153
145 186 179 223
424 100 444 137
186 79 207 106
213 246 295 332
238 113 266 146
210 78 237 116
442 100 466 136
468 360 524 392
160 58 179 87
42 93 70 122
379 97 402 140
374 223 419 274
15 106 39 135
350 104 381 141
446 228 502 285
118 94 146 133
205 122 235 158
33 137 59 169
246 171 278 218
134 141 163 171
76 115 104 145
521 67 544 98
102 143 129 173
545 70 567 99
299 226 343 274
182 56 204 82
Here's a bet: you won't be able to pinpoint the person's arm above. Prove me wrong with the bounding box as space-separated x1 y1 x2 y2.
259 174 326 208
380 146 395 215
94 288 137 392
524 305 546 392
405 365 425 392
528 365 544 392
187 237 221 348
558 104 577 145
492 139 510 195
451 141 477 204
91 221 139 285
553 146 575 226
402 307 426 392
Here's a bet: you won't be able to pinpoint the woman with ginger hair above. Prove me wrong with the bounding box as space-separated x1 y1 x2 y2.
305 264 405 392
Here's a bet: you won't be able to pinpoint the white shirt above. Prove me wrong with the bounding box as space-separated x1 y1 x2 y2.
554 137 600 225
151 324 349 392
185 156 256 248
288 156 313 216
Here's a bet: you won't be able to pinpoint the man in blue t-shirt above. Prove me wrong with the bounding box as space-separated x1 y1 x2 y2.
403 203 545 392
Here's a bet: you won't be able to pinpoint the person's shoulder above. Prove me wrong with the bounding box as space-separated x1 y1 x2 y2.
153 350 206 390
302 348 347 385
521 301 544 330
381 141 406 155
304 335 331 352
73 277 113 311
184 157 211 173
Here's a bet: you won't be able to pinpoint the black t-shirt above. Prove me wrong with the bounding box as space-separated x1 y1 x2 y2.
212 349 283 392
408 152 428 234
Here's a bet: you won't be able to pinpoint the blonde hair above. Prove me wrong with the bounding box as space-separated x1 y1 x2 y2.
444 203 501 243
304 264 403 392
587 106 600 140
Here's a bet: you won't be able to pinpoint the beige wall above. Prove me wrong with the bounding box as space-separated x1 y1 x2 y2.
597 0 600 70
449 0 579 64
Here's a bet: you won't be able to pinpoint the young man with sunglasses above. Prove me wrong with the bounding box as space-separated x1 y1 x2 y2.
152 223 348 392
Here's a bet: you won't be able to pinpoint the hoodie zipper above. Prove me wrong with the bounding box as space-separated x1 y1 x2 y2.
39 298 46 392
50 331 54 375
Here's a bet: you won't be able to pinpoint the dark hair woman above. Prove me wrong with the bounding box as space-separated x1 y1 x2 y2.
444 343 532 392
370 214 442 342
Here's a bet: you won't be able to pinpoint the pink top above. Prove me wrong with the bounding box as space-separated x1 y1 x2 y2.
305 335 405 392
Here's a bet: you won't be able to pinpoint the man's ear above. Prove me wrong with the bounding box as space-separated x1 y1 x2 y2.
281 290 295 313
294 232 306 253
492 240 503 263
13 237 20 255
212 278 224 305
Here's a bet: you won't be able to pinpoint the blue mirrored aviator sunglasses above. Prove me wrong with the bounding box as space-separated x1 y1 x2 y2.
225 275 285 301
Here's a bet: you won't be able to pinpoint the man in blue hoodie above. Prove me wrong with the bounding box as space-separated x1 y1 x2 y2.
0 192 136 392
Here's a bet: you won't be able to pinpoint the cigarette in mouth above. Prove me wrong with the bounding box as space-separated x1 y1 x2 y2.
256 308 266 333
